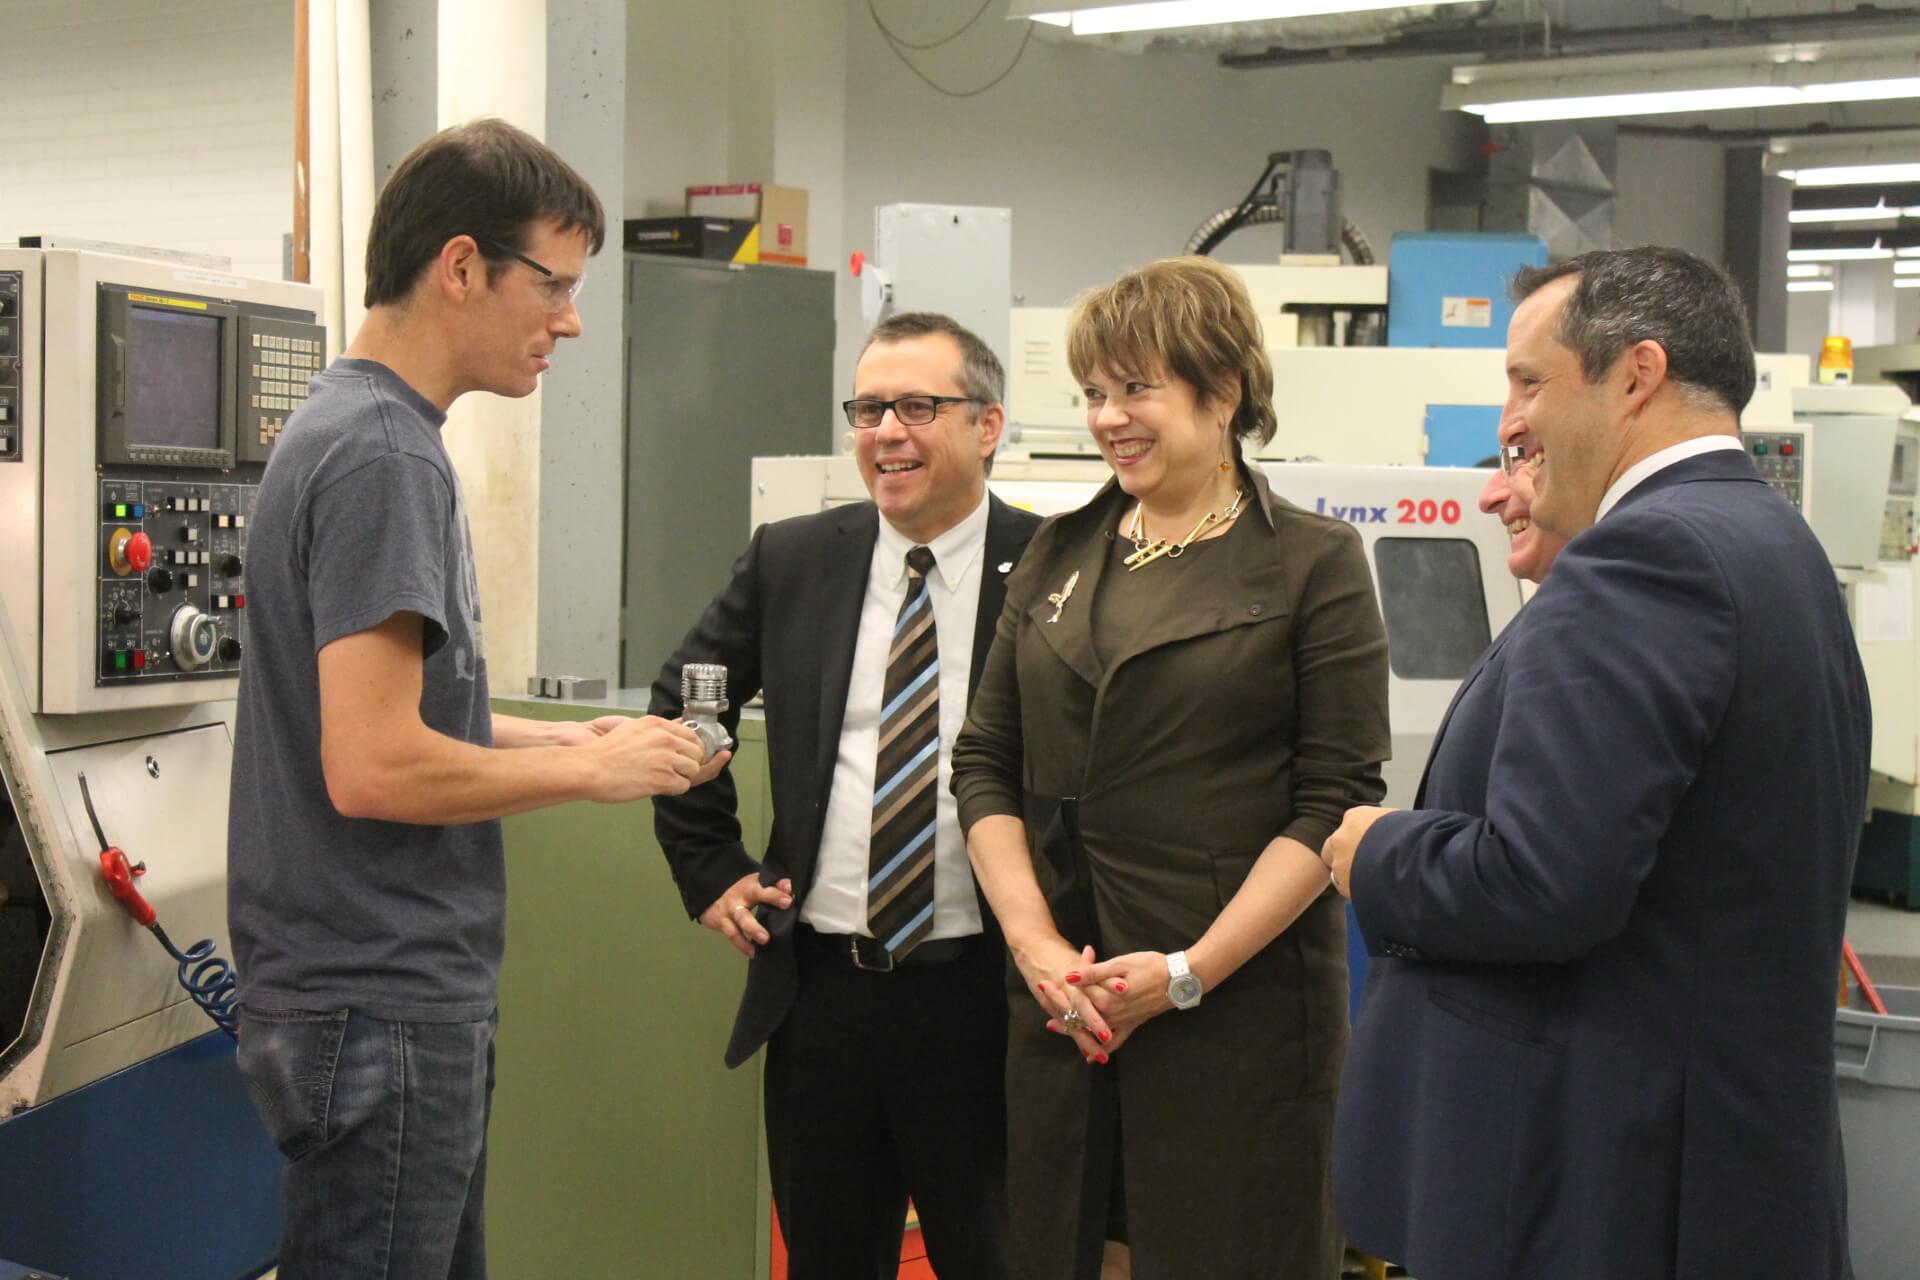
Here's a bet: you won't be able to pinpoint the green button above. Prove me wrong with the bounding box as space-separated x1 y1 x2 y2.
114 651 127 670
1754 442 1768 455
114 503 127 517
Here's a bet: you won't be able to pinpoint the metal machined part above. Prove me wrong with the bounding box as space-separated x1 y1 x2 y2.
680 663 733 761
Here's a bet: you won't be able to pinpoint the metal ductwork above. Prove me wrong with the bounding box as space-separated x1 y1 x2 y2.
1483 121 1617 261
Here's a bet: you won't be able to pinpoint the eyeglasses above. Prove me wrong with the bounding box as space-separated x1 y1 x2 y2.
478 238 585 314
1500 443 1540 477
842 396 982 429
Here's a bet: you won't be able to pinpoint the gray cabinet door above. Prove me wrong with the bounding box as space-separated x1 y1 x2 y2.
621 254 835 687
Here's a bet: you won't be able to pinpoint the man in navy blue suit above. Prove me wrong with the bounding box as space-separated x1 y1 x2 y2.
1322 247 1871 1280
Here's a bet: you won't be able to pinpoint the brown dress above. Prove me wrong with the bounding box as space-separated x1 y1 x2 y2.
952 464 1391 1280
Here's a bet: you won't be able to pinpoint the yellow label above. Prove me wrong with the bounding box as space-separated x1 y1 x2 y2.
126 292 208 311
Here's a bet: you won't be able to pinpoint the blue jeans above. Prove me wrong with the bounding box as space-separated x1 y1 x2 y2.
236 1005 497 1280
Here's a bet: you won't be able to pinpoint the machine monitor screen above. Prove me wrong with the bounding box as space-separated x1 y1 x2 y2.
1372 537 1492 680
126 305 221 451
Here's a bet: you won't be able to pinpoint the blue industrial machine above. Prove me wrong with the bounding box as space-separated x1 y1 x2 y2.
1389 233 1549 467
1388 231 1548 350
0 247 325 1278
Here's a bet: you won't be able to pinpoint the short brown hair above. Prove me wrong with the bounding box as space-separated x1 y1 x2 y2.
363 118 606 308
1066 255 1276 450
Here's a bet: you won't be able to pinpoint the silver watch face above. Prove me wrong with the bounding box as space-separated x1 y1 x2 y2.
1168 973 1203 1008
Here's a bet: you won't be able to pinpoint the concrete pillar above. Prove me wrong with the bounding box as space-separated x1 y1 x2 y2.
369 0 438 185
537 0 626 685
1724 146 1791 353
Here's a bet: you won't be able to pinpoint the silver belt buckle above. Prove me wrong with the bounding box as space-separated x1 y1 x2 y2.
850 934 896 972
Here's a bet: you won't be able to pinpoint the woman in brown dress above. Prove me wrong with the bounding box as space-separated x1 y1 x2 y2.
952 256 1390 1280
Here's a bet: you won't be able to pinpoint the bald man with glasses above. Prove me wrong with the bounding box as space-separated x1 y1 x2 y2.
650 312 1040 1280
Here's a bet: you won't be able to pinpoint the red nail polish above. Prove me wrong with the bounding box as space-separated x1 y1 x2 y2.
1097 1029 1111 1043
1113 981 1128 993
1037 981 1050 994
1096 1053 1110 1065
1065 971 1082 984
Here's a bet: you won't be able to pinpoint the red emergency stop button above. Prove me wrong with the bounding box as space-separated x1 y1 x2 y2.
1781 443 1795 456
125 532 153 572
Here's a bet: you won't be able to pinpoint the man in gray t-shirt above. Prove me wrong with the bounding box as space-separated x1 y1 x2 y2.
226 119 723 1280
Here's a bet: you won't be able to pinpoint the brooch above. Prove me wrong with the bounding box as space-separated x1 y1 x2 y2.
1045 570 1079 624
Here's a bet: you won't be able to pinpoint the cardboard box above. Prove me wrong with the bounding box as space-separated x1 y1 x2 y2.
623 216 759 264
685 183 808 267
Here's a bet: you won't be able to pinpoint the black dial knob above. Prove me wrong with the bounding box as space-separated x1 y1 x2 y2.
114 604 140 626
218 636 243 662
147 568 174 594
222 554 243 577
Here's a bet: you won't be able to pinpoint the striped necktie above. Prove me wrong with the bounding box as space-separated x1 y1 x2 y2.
867 544 940 958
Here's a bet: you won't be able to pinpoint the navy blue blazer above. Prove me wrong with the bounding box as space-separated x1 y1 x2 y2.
1335 448 1870 1280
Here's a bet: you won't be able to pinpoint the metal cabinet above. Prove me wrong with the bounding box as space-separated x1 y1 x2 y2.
621 255 835 685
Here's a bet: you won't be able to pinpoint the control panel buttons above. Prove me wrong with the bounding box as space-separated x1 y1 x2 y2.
147 568 174 595
218 636 243 662
111 529 153 576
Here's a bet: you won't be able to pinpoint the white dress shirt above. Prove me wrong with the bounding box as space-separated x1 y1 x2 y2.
801 492 991 939
1595 435 1745 523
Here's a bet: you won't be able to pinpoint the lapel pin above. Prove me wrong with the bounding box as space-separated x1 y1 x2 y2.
1045 570 1080 624
997 561 1013 574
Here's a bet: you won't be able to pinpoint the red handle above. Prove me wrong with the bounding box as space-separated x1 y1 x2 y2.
1844 940 1887 1016
98 846 156 927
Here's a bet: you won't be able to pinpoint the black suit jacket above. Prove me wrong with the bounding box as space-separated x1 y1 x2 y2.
1333 450 1871 1280
651 494 1042 1067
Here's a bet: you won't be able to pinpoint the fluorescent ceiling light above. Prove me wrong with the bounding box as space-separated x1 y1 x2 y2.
1022 0 1481 36
1469 87 1798 124
1787 281 1836 293
1786 264 1830 278
1784 164 1920 186
1789 204 1920 223
1446 39 1920 124
1788 247 1895 261
1896 261 1920 274
1897 277 1920 288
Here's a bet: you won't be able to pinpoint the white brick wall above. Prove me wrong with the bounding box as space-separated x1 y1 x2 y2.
0 0 295 280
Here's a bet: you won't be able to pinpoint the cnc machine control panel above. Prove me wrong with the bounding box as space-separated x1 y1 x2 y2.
0 272 19 462
1743 430 1804 511
97 478 257 681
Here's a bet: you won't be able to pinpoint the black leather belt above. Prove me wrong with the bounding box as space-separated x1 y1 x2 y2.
796 923 980 972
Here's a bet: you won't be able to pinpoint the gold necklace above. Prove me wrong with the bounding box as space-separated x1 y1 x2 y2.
1124 485 1246 571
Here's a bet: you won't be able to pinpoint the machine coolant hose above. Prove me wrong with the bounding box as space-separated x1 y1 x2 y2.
79 771 240 1038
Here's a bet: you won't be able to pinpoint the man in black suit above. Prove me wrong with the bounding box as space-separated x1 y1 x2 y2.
652 312 1040 1280
1322 248 1871 1280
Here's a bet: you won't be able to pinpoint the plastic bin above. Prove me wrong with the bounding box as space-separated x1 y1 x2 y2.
1836 984 1920 1279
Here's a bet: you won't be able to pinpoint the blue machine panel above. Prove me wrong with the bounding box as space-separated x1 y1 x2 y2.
1388 232 1548 349
0 1033 278 1280
1425 403 1504 467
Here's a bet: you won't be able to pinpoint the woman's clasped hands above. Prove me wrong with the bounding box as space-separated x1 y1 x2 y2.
1026 940 1180 1066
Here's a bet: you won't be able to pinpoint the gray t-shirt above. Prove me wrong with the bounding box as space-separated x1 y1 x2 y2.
228 356 501 1022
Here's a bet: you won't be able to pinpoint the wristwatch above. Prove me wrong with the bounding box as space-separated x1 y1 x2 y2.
1165 950 1204 1010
